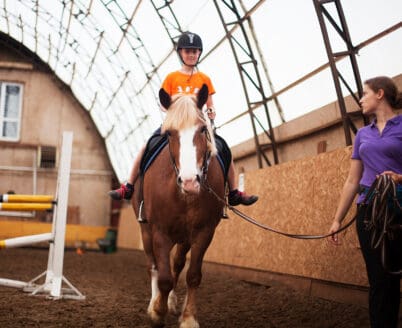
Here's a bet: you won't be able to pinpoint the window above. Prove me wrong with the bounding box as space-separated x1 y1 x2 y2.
38 145 57 168
0 82 23 141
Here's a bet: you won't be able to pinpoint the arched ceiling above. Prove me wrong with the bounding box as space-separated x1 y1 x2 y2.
1 0 401 181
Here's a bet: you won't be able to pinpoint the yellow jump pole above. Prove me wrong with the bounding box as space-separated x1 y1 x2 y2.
0 194 54 203
0 203 53 211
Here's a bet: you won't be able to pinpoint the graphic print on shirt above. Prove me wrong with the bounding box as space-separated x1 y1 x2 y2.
177 86 200 95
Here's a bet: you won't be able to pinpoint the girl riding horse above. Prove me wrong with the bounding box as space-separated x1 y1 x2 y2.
109 31 258 208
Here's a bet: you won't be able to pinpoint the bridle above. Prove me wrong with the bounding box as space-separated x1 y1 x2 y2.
166 124 213 188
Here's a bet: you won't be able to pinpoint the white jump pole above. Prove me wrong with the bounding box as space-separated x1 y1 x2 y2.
0 233 52 249
0 278 28 289
46 130 72 298
0 131 85 300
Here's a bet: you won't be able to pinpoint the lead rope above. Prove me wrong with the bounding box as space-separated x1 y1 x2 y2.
201 175 400 241
201 180 357 239
363 175 402 275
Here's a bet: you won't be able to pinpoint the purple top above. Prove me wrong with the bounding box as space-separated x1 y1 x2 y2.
352 115 402 203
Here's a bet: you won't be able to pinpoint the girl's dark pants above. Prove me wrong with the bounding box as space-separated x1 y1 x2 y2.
356 204 402 328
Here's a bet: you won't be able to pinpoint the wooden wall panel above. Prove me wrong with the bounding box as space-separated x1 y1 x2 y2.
205 146 366 286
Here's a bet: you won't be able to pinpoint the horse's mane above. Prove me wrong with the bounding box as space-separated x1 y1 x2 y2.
162 95 202 131
162 94 217 154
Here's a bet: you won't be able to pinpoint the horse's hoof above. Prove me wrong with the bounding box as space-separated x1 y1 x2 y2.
148 307 165 328
168 291 178 315
179 315 199 328
149 320 165 328
148 314 165 328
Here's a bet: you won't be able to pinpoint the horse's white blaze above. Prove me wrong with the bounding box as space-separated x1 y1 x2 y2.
179 127 200 183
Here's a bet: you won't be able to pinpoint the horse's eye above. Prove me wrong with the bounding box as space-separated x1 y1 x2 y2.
200 125 207 133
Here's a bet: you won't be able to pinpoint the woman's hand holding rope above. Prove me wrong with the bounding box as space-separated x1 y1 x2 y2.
328 220 342 245
381 171 402 184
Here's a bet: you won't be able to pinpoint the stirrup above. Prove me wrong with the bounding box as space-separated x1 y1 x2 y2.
221 206 229 219
221 184 229 219
138 201 147 223
221 199 229 219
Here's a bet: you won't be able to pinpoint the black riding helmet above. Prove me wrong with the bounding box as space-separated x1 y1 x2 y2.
176 32 203 66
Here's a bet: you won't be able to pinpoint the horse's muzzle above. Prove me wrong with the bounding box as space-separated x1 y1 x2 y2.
179 175 201 194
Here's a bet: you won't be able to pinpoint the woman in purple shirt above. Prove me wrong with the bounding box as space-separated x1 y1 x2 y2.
329 76 402 327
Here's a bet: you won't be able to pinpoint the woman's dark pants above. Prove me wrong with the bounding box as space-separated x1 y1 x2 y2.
356 205 402 327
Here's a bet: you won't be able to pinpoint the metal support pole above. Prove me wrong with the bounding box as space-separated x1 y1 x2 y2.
313 0 367 145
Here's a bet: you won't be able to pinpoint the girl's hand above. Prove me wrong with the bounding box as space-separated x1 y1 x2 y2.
206 107 216 120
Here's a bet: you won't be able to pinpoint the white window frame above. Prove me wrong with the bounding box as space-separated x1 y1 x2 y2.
0 82 24 142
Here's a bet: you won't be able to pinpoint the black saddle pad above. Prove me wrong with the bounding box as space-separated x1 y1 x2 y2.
140 134 168 174
214 133 231 179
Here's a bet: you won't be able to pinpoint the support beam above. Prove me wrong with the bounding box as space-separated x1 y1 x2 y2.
312 0 367 146
213 0 279 168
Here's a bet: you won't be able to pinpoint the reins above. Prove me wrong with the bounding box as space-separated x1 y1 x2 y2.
166 132 181 185
201 175 401 241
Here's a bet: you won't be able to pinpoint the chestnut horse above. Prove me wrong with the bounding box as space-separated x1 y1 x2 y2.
132 85 225 328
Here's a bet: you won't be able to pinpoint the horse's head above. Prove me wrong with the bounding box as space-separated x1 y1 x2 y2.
160 84 216 194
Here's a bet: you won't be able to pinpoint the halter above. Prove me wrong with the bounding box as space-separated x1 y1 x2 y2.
166 126 213 188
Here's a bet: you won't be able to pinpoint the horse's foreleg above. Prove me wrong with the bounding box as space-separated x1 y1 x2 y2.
140 223 156 273
169 242 191 315
179 234 213 328
140 223 160 311
140 225 161 325
148 232 174 327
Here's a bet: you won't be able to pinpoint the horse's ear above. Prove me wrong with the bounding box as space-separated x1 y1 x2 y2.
159 88 171 110
197 84 209 109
